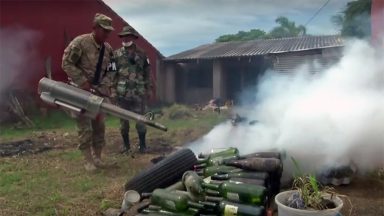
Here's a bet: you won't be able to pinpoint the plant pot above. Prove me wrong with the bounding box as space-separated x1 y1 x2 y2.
275 190 343 216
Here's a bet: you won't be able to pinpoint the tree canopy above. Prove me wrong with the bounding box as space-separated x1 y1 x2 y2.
215 16 306 42
332 0 372 38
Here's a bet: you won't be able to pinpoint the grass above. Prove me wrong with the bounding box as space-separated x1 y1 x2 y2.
0 149 143 215
0 111 75 141
0 104 228 215
0 111 121 142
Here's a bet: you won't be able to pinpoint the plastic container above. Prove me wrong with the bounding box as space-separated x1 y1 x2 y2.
275 190 343 216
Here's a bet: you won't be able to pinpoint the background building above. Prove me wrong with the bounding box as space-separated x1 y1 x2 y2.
159 35 344 104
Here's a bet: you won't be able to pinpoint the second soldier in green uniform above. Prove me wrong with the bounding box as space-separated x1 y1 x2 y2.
113 26 152 154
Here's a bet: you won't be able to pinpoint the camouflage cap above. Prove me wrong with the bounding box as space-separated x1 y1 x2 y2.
94 13 114 31
118 26 139 38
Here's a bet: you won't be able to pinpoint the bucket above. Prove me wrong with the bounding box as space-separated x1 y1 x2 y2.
275 190 343 216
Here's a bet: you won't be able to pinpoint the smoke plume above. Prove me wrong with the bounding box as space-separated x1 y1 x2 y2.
0 26 41 103
188 39 384 177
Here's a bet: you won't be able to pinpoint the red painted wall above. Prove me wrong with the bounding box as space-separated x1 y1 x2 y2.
0 0 162 100
371 0 384 47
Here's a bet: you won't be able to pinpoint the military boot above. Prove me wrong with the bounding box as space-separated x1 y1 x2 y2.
93 146 118 169
81 148 97 172
120 133 131 154
138 132 147 153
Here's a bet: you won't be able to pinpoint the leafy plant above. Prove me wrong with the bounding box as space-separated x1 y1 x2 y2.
290 157 336 210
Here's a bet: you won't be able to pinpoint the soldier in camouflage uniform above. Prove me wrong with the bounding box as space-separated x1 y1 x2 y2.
62 13 116 171
113 26 151 154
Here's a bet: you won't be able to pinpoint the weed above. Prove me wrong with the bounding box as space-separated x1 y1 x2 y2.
75 178 95 193
291 157 336 210
61 150 82 161
100 199 113 210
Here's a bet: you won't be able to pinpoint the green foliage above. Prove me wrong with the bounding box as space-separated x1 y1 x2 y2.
0 171 23 187
291 156 303 177
291 157 335 210
216 29 267 42
332 0 372 38
100 199 113 210
215 16 306 42
267 16 306 38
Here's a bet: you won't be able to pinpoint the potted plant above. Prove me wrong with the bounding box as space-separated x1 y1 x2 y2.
275 158 344 216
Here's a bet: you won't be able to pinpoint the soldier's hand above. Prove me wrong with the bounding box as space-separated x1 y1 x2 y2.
95 113 105 122
80 82 92 91
145 91 152 100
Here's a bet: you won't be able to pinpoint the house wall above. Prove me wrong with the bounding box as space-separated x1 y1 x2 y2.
271 48 342 74
175 61 213 104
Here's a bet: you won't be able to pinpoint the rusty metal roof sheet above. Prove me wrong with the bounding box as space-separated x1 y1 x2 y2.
166 35 343 61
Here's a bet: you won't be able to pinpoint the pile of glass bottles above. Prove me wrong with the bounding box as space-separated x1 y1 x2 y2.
138 147 284 216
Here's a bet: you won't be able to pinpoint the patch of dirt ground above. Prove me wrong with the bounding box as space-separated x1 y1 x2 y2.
337 176 384 216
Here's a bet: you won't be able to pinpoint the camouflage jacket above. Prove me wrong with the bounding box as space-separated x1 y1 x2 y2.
62 33 114 96
113 43 151 100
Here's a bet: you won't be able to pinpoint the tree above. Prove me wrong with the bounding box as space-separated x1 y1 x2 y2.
215 29 267 42
332 0 372 38
267 16 306 38
215 16 306 42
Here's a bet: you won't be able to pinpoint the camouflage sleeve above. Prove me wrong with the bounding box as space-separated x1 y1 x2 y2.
99 44 116 98
143 54 152 94
61 39 87 86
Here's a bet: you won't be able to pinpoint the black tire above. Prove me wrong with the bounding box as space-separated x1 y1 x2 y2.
125 148 197 193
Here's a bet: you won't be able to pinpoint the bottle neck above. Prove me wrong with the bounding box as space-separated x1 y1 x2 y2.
194 164 207 169
197 158 208 164
198 153 206 159
196 170 204 176
205 196 224 203
224 160 238 166
141 192 152 199
212 174 230 180
205 189 221 196
187 201 205 209
202 182 220 190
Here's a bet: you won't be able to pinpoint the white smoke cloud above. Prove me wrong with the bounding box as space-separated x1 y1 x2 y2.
188 39 384 177
0 26 41 104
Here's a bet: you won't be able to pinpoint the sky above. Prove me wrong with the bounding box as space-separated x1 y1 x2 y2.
104 0 353 56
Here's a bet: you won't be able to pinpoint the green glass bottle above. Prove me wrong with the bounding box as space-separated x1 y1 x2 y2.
150 189 204 212
212 171 269 181
198 147 239 159
205 175 266 186
193 163 207 170
141 208 198 216
197 165 242 177
228 177 265 186
197 154 239 167
240 151 282 160
204 195 224 203
225 157 282 172
201 181 267 205
219 200 265 216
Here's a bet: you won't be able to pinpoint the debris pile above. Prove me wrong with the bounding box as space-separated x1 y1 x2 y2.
0 139 52 157
113 147 283 216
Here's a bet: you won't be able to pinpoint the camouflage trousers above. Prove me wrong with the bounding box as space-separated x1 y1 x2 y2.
118 97 147 135
76 115 106 150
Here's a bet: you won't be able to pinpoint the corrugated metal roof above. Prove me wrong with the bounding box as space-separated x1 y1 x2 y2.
166 35 343 61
